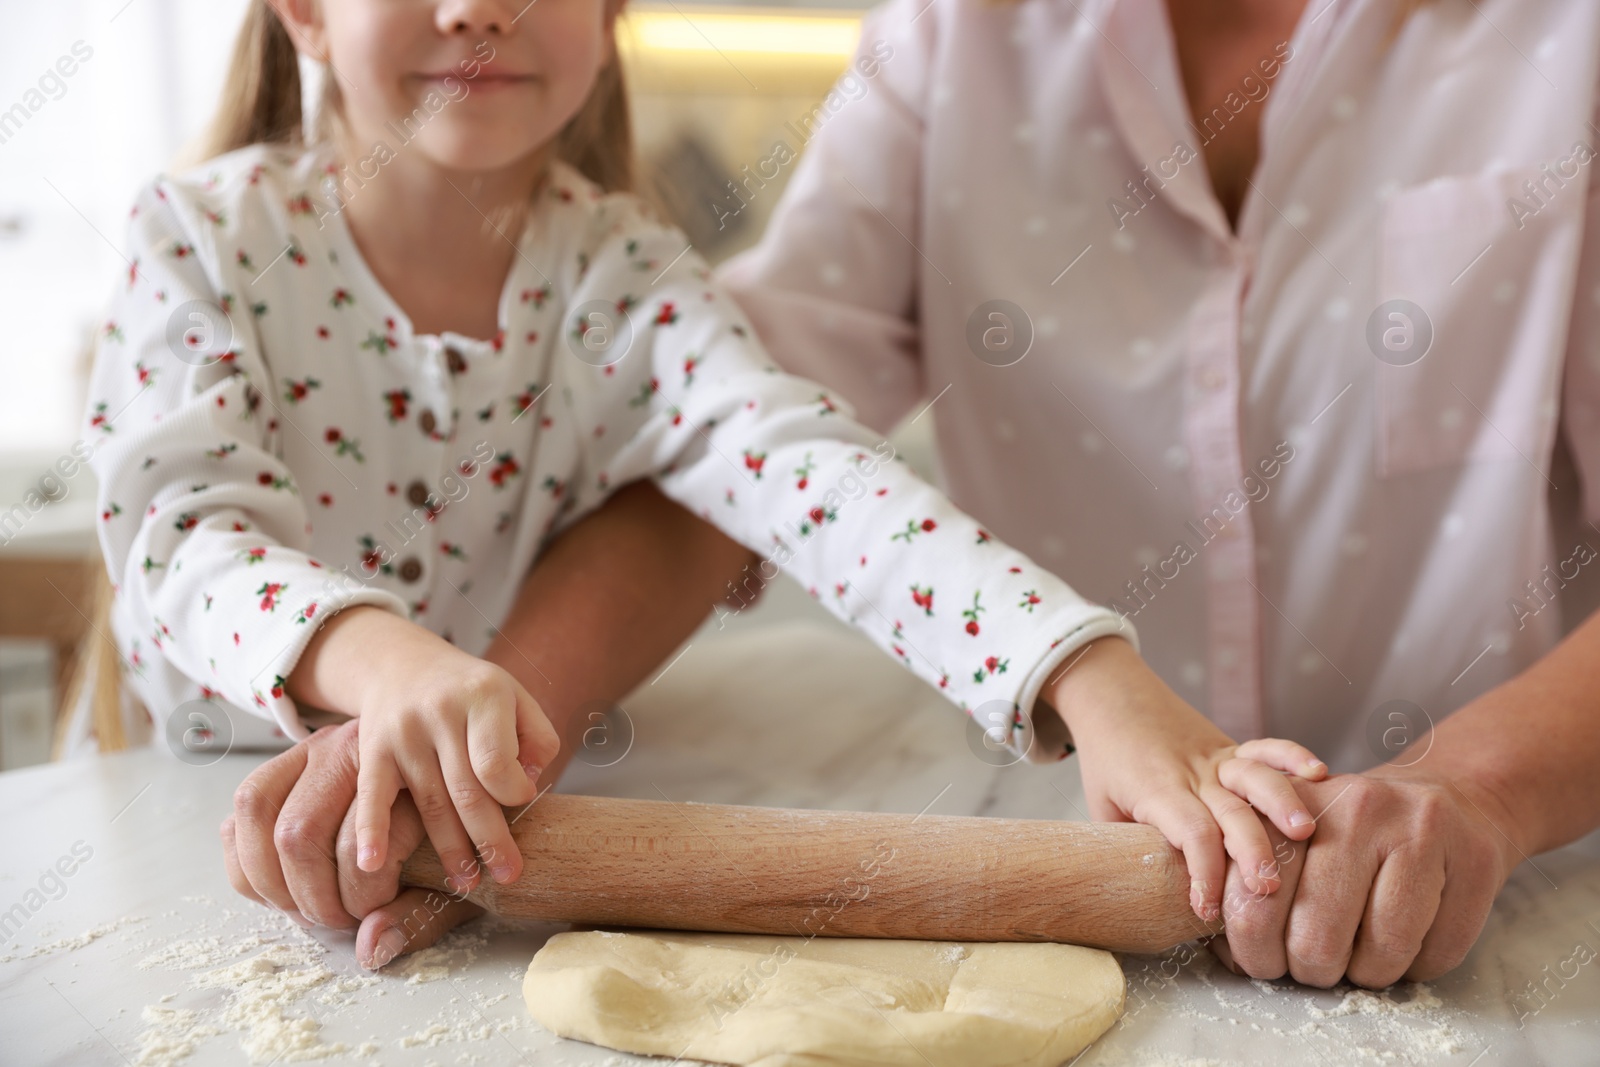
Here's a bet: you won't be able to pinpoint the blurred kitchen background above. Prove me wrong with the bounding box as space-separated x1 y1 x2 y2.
0 0 939 769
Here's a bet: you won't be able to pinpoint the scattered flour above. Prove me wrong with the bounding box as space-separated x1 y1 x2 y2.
138 935 274 971
1309 984 1443 1018
0 915 146 962
396 930 485 986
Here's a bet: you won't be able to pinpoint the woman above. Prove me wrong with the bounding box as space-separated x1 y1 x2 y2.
227 0 1600 988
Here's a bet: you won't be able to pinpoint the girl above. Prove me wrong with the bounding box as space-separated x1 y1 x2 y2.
86 0 1324 925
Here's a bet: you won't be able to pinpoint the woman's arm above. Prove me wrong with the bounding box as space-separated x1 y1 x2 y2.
480 479 757 782
1375 604 1600 858
1216 608 1600 988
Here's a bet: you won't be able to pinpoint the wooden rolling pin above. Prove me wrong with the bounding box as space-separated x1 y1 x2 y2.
400 794 1221 954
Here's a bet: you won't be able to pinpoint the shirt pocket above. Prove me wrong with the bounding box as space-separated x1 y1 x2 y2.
1374 166 1576 478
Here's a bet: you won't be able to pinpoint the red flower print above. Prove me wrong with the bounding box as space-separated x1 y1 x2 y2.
383 388 411 423
317 325 330 339
655 302 678 326
743 450 767 478
325 427 341 442
911 585 934 615
1019 590 1041 612
974 656 1010 683
961 592 985 636
489 453 521 488
891 518 937 543
257 582 286 612
358 535 392 576
283 376 320 404
318 493 333 507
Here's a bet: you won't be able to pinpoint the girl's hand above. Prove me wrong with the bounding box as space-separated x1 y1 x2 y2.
1048 636 1328 923
286 607 560 893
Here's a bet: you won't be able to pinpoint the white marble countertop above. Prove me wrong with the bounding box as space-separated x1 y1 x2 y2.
2 619 1598 1066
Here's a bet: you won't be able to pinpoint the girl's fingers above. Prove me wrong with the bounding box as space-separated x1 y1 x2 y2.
439 749 521 886
514 685 561 776
1234 738 1327 781
1218 757 1317 841
1140 792 1227 923
466 696 537 808
354 752 402 873
403 760 482 896
1202 784 1283 899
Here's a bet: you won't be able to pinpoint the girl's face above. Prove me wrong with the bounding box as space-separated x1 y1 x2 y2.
274 0 613 174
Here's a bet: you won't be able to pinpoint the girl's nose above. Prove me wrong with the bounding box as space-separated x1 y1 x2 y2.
436 0 518 36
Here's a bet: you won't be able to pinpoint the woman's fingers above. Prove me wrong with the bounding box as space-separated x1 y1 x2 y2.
219 815 265 906
230 748 311 926
467 695 537 808
1346 846 1444 988
354 754 402 873
1234 738 1327 781
1139 792 1227 922
1201 784 1284 898
1214 812 1304 980
1218 757 1318 841
356 886 484 970
402 759 482 896
337 790 429 921
440 749 521 885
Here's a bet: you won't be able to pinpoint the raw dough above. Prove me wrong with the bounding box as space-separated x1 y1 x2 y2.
522 930 1125 1067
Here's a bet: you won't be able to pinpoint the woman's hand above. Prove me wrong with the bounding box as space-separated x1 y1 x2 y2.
220 718 363 929
218 717 488 967
1212 767 1520 987
1049 636 1328 922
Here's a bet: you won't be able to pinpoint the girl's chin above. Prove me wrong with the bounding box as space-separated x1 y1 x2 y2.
412 138 552 177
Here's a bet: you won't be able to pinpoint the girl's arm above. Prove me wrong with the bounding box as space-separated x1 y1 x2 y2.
85 178 410 738
559 195 1132 766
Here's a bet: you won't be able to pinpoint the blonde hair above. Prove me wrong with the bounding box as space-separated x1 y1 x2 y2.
197 0 636 192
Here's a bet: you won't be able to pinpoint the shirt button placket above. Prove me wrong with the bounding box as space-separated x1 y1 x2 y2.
1183 261 1265 740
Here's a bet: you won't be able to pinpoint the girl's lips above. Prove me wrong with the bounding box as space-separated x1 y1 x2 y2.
415 73 537 87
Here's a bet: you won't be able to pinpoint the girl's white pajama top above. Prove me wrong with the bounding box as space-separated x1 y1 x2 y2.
82 144 1132 760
